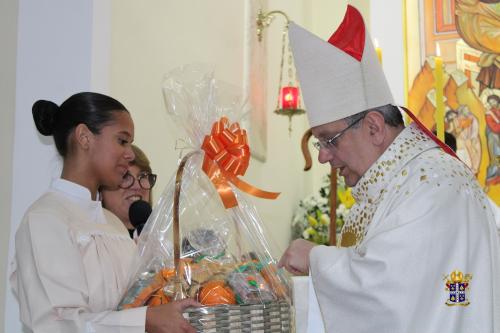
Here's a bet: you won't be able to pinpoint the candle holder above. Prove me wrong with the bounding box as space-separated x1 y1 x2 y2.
257 9 305 135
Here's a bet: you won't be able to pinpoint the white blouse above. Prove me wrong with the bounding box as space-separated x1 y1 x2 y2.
11 179 147 332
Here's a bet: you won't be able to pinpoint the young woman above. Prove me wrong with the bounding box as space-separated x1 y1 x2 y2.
11 92 198 333
102 144 156 239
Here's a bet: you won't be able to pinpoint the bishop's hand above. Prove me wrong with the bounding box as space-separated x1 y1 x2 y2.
278 239 317 275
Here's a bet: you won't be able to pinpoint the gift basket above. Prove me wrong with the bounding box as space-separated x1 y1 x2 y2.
118 65 292 332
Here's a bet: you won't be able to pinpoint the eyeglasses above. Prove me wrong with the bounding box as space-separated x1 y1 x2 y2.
119 171 157 190
312 115 365 151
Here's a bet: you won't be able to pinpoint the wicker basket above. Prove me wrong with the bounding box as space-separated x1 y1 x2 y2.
184 301 291 332
173 152 293 332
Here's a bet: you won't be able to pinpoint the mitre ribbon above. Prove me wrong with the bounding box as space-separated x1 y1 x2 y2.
201 117 280 209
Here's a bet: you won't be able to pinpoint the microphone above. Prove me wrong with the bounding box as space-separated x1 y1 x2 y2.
128 200 152 236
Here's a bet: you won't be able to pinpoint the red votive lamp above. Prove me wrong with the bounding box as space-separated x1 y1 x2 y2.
281 86 299 109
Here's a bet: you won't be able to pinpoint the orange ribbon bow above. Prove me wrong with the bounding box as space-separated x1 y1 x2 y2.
201 117 280 208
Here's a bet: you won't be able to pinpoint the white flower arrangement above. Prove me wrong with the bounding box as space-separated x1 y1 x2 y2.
292 174 354 245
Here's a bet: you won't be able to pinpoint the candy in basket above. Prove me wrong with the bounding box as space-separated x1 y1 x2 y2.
118 65 292 332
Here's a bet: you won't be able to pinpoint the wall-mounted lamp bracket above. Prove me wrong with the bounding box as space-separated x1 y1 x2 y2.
256 9 290 42
256 8 304 135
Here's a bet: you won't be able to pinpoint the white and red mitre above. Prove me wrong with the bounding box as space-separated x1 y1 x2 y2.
289 5 394 127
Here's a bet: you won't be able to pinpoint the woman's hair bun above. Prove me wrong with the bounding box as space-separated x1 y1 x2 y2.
32 100 59 136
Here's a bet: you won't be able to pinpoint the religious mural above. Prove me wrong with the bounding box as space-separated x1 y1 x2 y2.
406 0 500 204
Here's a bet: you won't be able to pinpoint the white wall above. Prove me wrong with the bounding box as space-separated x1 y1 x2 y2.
0 0 19 330
3 1 99 331
370 0 406 106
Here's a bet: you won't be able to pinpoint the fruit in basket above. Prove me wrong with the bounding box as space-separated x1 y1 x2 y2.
198 280 236 305
120 267 177 309
121 272 166 309
161 267 175 280
147 289 170 306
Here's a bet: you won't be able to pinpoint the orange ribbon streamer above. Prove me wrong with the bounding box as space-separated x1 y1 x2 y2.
201 117 280 209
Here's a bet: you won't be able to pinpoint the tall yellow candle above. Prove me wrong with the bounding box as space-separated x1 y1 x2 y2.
376 48 383 64
434 45 445 142
374 39 382 64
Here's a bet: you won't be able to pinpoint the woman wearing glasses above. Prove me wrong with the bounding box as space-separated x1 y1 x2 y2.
102 144 156 239
11 92 198 333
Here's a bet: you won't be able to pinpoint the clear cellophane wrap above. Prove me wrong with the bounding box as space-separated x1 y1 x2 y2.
118 65 292 332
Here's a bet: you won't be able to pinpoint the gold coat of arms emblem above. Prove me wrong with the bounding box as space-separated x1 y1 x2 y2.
444 270 472 306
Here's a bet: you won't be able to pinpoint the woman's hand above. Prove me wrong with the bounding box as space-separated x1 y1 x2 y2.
145 298 201 333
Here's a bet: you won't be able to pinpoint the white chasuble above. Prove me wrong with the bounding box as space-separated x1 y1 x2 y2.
309 123 500 332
